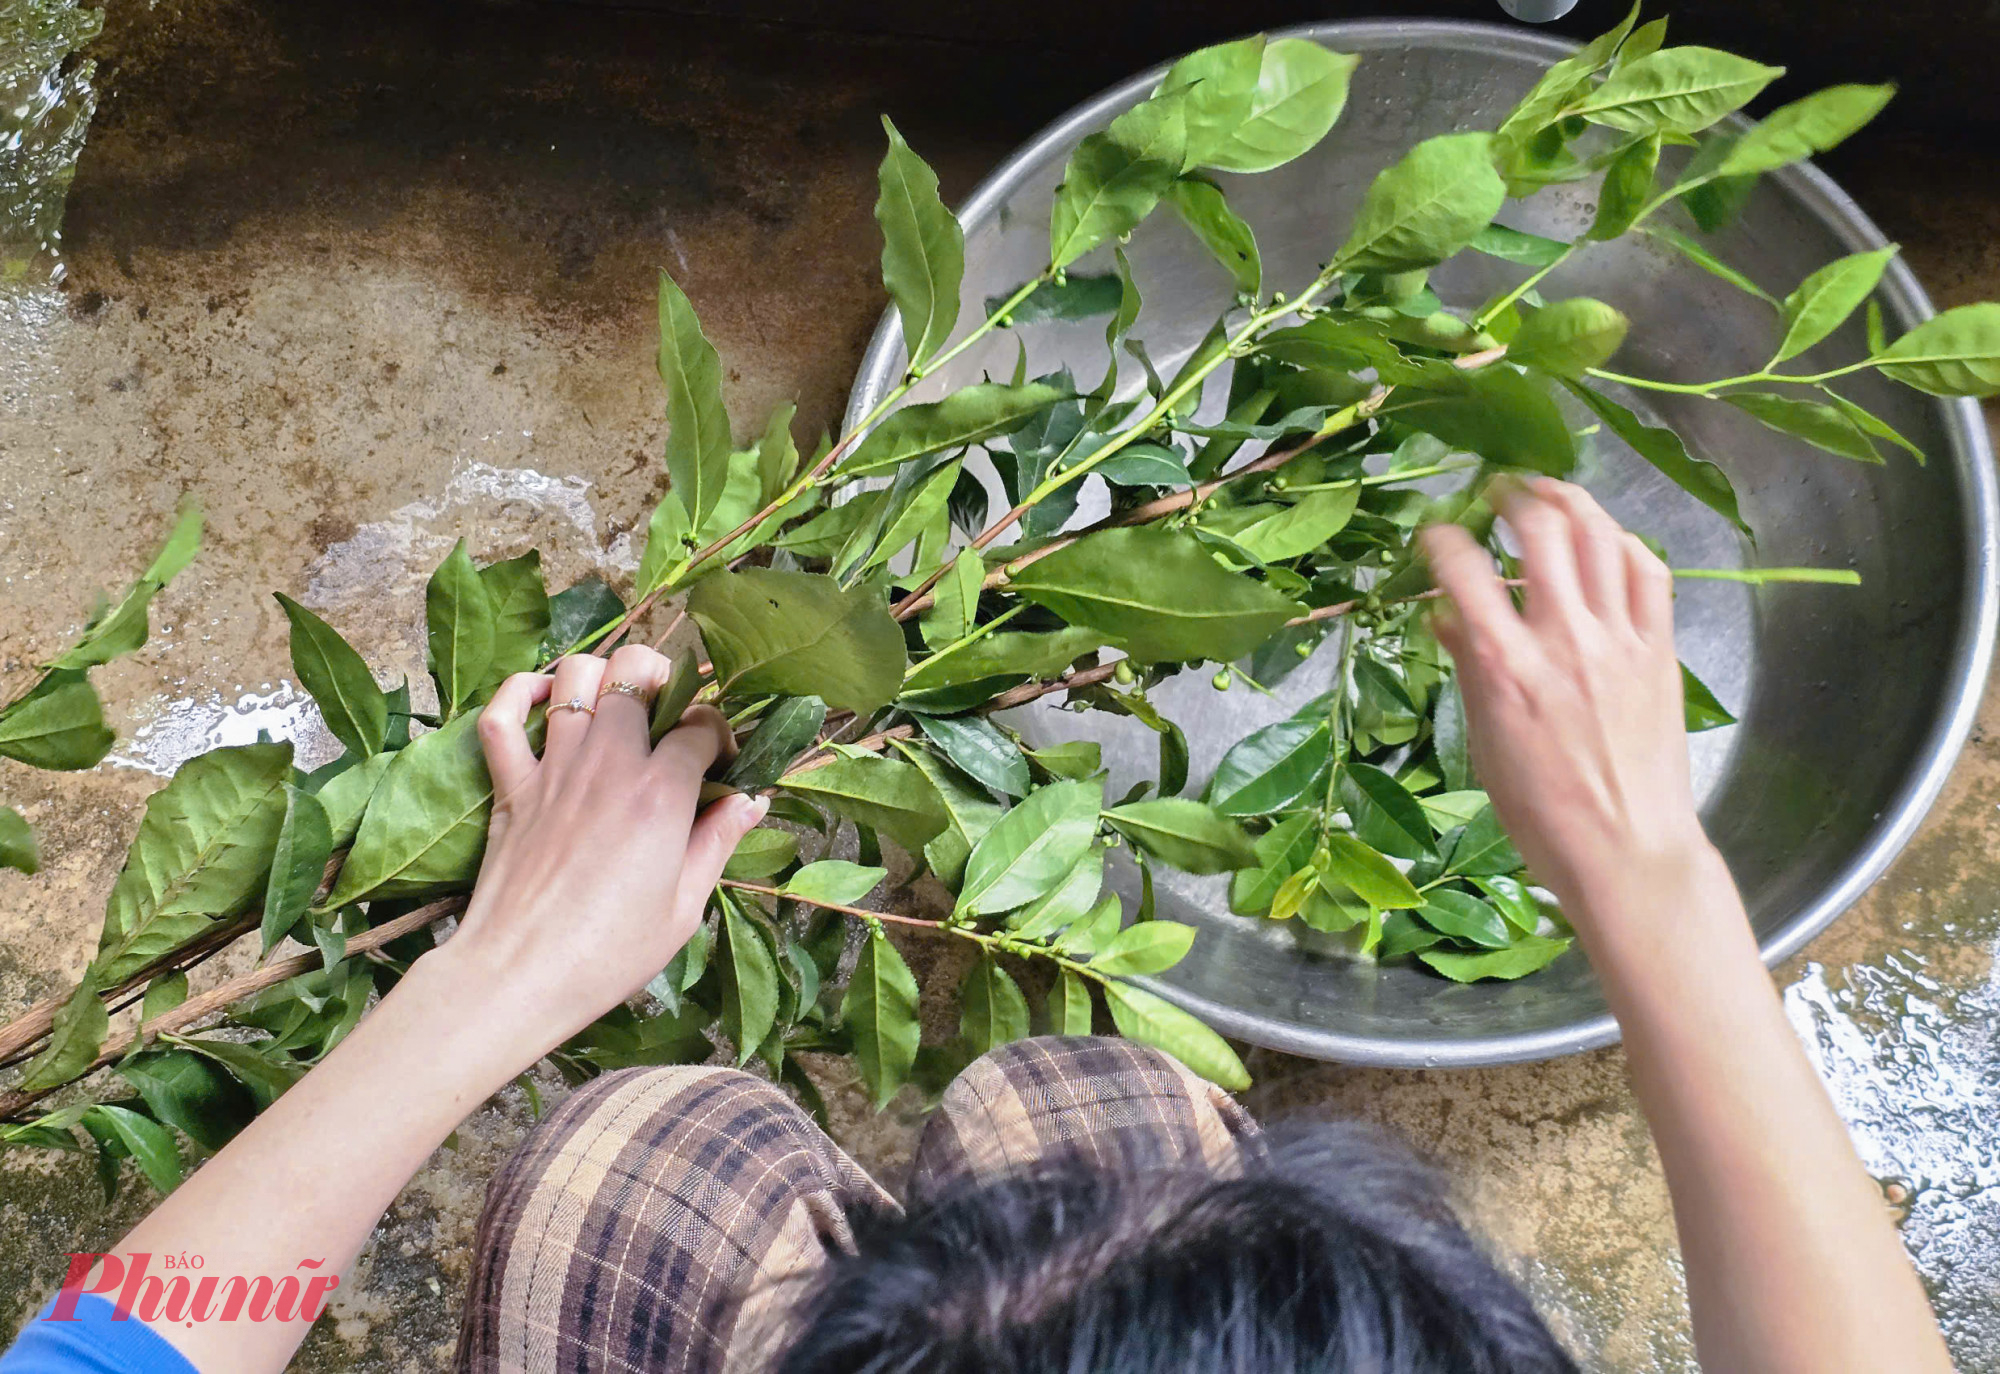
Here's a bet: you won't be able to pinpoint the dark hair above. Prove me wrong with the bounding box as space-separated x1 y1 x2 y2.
774 1124 1578 1374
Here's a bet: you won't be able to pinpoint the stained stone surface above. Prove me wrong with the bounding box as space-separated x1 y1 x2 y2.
1 3 1996 1369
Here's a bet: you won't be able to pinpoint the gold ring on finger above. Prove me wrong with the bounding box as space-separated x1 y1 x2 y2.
550 696 597 717
597 680 652 705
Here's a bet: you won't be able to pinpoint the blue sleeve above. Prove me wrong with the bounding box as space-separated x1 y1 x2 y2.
1 1296 198 1374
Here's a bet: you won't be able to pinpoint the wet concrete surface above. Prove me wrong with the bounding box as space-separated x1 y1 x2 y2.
1 1 1998 1368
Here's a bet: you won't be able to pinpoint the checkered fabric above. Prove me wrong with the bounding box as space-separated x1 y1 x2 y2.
454 1036 1263 1373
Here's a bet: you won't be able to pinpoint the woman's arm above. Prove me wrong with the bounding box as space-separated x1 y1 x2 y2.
102 644 762 1374
1422 478 1952 1373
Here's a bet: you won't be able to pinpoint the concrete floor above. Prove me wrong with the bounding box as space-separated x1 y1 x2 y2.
2 1 1998 1368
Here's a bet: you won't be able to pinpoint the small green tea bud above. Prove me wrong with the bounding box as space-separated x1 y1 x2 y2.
1295 639 1313 658
1379 549 1396 564
1114 660 1135 685
1211 669 1233 691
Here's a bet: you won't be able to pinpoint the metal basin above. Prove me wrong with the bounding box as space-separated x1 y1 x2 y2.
847 21 1999 1066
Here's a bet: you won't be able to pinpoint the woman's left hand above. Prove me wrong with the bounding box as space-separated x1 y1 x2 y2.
439 643 767 1058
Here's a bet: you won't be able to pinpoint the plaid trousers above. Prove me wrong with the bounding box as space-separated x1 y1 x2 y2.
454 1036 1263 1373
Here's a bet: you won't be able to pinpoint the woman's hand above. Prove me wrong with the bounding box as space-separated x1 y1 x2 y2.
437 643 766 1059
1423 477 1956 1374
1418 476 1709 923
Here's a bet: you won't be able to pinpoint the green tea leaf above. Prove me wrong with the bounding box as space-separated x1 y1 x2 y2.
1814 390 1915 464
1875 303 2000 398
1207 717 1332 816
721 902 780 1065
1339 762 1437 861
1320 833 1421 909
1202 486 1359 564
1564 382 1748 536
1050 91 1189 269
1229 812 1318 915
658 272 735 529
0 671 114 771
1724 391 1882 463
1024 740 1103 782
1007 847 1105 938
314 749 393 848
48 501 202 672
93 742 293 982
1094 441 1191 489
0 805 40 875
1469 224 1570 268
1446 805 1525 877
16 979 110 1092
275 594 387 757
1057 893 1127 958
260 784 331 952
1166 174 1261 294
781 860 886 909
1471 873 1545 937
81 1104 183 1195
1420 935 1571 981
117 1049 253 1152
723 826 799 880
988 274 1125 325
1707 83 1894 180
913 713 1030 798
1007 526 1303 664
1197 37 1356 174
545 576 626 657
1587 134 1660 241
326 714 489 906
1433 677 1473 790
1681 662 1736 731
958 779 1104 915
920 548 985 651
1157 34 1265 166
725 696 827 790
477 551 551 689
1102 981 1248 1090
425 540 497 715
1774 246 1897 364
876 116 964 368
782 754 949 854
1491 2 1639 163
1054 969 1094 1036
960 954 1030 1056
903 626 1100 695
844 381 1068 476
890 739 1003 886
850 459 962 578
636 491 693 597
842 924 921 1107
173 1035 305 1109
1380 910 1447 959
1336 132 1507 274
1418 789 1489 831
1416 889 1512 948
1509 298 1630 378
1105 798 1257 873
1571 47 1783 135
1393 367 1576 475
1090 919 1197 977
1643 225 1776 305
689 568 904 714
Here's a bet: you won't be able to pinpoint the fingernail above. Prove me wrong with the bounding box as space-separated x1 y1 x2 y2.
746 795 770 822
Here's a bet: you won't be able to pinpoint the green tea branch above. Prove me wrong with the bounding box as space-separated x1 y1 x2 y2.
4 9 1996 1188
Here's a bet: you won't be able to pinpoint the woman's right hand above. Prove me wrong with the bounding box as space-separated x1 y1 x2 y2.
1418 476 1714 925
